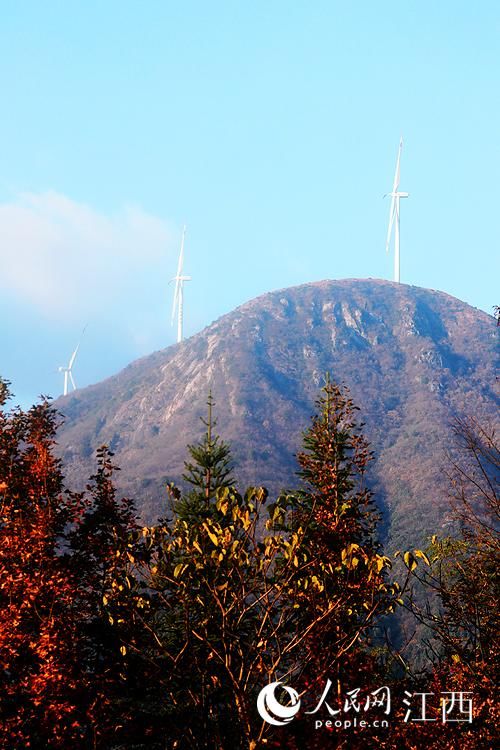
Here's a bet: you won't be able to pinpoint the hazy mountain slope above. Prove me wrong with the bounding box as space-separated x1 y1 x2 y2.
55 279 498 549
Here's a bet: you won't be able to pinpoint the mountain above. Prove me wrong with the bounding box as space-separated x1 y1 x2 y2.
55 279 498 550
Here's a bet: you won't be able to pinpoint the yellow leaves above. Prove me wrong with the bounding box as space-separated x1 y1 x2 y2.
102 595 108 606
240 509 251 531
413 549 430 565
215 490 230 516
192 540 202 554
120 645 127 656
173 563 188 579
342 543 358 560
452 654 461 663
281 530 305 569
403 551 417 571
216 486 230 503
202 522 219 547
366 554 391 582
263 536 279 559
311 575 324 592
220 501 229 516
341 543 365 570
216 496 229 516
0 481 7 493
270 504 282 523
207 529 219 546
252 486 267 504
401 549 430 571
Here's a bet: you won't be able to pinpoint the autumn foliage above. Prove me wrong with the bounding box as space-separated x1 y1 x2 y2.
0 382 82 747
0 376 497 749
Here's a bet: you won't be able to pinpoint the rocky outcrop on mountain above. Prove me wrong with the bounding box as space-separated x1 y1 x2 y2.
55 279 498 549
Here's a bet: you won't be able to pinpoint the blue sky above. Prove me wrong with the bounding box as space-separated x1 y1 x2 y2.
1 1 499 406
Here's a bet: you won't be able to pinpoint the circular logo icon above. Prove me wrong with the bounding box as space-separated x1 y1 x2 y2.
257 681 301 726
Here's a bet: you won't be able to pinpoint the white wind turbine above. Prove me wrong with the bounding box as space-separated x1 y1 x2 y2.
385 137 409 283
171 224 191 343
58 328 85 396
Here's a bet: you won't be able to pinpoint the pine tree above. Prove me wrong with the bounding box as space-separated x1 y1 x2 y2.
175 392 234 521
297 375 378 550
68 446 147 748
139 378 397 749
289 376 395 694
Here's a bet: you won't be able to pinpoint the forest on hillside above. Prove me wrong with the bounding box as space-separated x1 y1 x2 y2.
0 375 498 749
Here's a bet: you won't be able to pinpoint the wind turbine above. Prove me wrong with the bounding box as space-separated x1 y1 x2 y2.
171 224 191 343
58 327 85 396
385 137 409 283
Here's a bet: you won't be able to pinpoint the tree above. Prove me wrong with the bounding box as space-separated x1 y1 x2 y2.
175 392 235 522
278 377 397 743
68 446 150 748
0 385 161 749
0 381 83 748
136 379 397 749
397 415 499 749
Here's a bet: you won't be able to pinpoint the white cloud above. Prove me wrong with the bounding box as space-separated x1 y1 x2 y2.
0 191 176 319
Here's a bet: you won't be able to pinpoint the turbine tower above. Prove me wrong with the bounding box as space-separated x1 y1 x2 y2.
385 137 409 283
171 224 191 343
58 337 82 396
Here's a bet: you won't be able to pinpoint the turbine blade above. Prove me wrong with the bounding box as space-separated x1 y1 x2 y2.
171 277 180 324
392 138 403 193
69 372 77 390
385 138 403 252
68 342 80 369
176 225 186 278
171 226 186 324
68 325 86 369
386 202 396 252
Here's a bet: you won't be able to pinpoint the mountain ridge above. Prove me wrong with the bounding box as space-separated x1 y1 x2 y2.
55 278 498 549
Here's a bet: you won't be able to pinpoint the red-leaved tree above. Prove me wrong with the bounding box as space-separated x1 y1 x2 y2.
0 379 83 748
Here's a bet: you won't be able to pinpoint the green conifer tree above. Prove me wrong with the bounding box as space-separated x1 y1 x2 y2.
289 375 396 697
68 447 147 748
175 392 234 520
